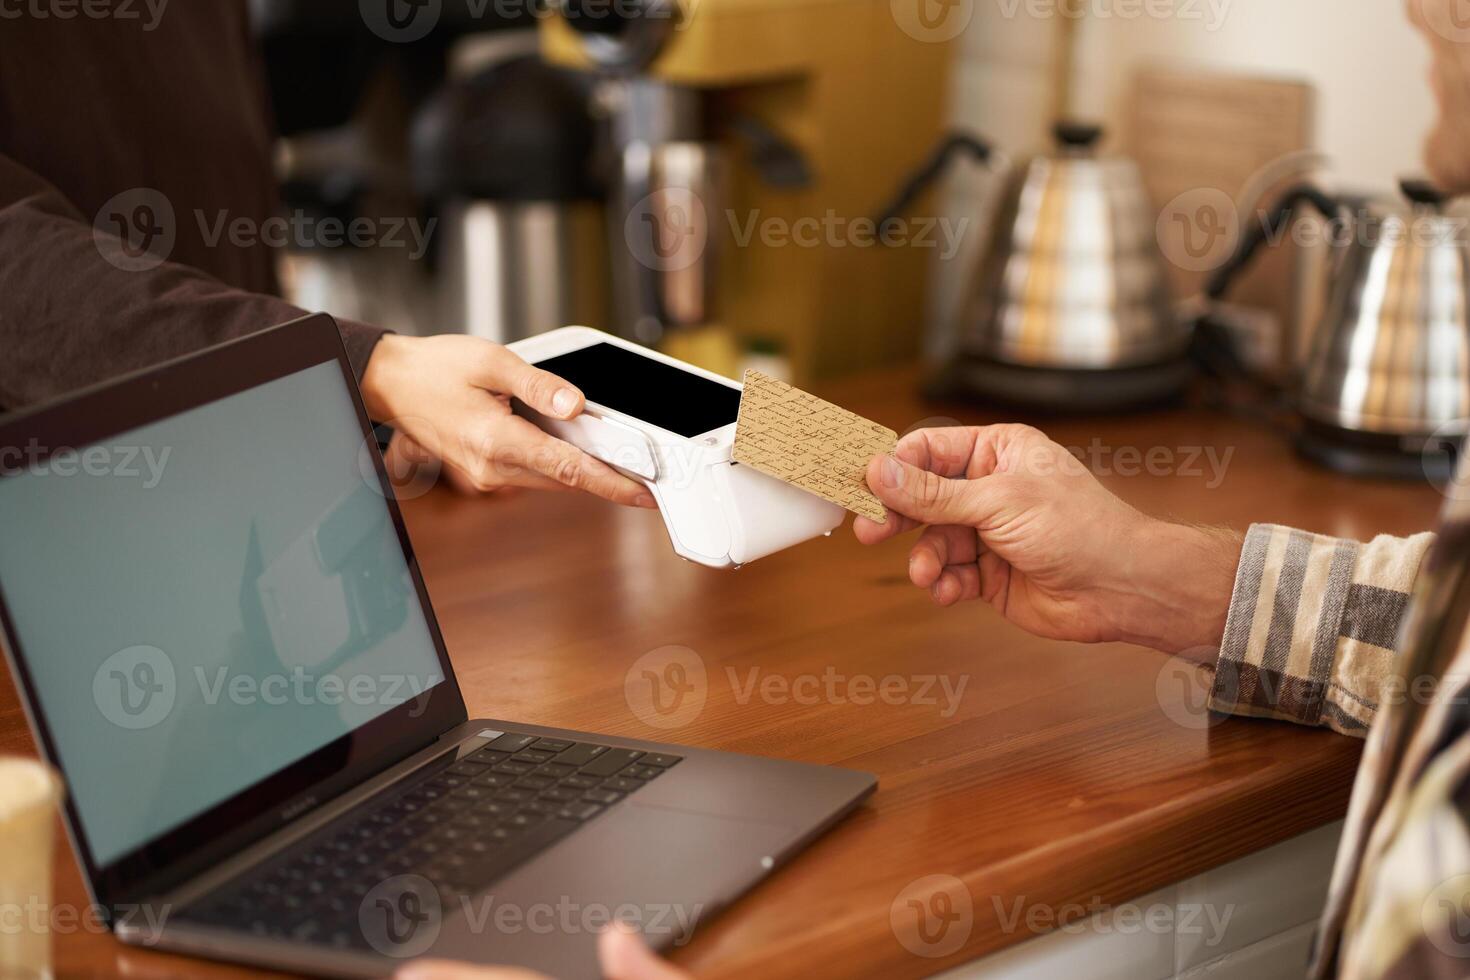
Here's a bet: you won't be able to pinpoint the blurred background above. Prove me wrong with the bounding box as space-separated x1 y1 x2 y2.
258 0 1466 481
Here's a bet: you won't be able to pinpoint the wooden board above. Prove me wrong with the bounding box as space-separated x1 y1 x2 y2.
1127 68 1318 378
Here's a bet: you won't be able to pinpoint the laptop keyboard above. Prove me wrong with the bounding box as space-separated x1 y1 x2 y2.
180 732 681 950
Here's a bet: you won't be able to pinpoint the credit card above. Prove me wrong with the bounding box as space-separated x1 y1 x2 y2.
732 370 897 523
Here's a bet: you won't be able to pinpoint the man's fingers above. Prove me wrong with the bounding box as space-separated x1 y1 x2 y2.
931 564 981 606
482 346 585 420
856 425 1018 545
978 550 1011 606
866 453 998 528
893 427 981 478
909 525 980 588
852 511 919 544
599 926 692 980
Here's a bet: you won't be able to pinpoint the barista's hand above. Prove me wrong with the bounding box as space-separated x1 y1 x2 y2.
360 334 654 507
1409 0 1470 193
853 425 1240 655
393 926 691 980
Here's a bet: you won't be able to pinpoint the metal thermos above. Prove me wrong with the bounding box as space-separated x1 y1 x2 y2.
411 53 607 344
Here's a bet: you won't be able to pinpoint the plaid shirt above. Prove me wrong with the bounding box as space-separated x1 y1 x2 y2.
1205 518 1470 978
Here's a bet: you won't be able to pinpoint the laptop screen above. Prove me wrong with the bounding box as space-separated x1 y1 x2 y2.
0 359 446 869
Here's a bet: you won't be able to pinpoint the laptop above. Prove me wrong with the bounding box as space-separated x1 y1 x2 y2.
0 314 875 978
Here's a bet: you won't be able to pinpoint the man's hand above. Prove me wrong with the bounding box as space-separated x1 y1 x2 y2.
1409 0 1470 194
360 334 655 507
393 925 691 980
853 424 1240 654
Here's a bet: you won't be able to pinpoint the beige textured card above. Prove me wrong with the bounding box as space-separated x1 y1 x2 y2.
733 370 897 523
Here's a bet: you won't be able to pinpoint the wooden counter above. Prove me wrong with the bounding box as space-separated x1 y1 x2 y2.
0 367 1444 979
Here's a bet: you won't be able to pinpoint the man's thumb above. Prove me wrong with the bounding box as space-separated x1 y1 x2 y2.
867 453 986 526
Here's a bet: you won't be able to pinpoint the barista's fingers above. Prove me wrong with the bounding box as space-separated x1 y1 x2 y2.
480 345 586 420
386 432 436 466
599 925 693 980
380 433 435 487
931 564 982 607
852 510 920 545
909 525 980 589
485 417 653 507
479 453 626 498
395 960 548 980
435 456 496 496
378 433 464 497
457 460 564 494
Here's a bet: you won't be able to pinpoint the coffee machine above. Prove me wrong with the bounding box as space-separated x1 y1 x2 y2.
538 0 952 381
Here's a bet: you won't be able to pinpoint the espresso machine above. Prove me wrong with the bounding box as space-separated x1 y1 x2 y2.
538 0 952 381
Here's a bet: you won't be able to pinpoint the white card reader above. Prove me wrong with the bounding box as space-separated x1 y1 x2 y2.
507 327 845 568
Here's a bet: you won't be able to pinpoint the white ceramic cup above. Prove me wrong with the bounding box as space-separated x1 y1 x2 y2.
0 757 61 980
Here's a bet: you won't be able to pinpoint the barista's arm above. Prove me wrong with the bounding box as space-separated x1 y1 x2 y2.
0 153 651 506
853 424 1434 738
0 151 387 409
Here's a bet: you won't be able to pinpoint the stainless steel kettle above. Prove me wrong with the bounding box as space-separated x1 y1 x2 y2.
1204 178 1470 477
879 122 1189 411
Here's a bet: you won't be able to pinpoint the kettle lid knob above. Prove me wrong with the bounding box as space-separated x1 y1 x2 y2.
1053 121 1104 150
1399 177 1448 207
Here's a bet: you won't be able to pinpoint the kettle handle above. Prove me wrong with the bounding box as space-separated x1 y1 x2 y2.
872 131 994 233
1203 183 1344 300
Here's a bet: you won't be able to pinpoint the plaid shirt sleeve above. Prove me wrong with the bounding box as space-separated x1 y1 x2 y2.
1207 524 1436 737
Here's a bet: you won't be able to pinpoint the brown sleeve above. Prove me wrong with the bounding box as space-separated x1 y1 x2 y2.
0 153 385 410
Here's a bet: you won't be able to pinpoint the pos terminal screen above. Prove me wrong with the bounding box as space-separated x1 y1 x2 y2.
532 342 742 439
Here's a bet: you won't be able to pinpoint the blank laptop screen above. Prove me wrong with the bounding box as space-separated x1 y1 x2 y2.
0 361 445 867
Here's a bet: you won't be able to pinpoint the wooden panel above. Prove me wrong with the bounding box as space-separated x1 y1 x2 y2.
1127 68 1318 377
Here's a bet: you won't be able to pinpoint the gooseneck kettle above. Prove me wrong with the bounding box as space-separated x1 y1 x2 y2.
1205 178 1470 477
878 122 1190 412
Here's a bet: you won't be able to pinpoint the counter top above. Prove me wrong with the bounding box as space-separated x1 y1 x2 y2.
0 366 1444 978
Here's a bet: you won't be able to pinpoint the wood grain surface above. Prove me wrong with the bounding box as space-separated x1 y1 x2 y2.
0 367 1444 979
